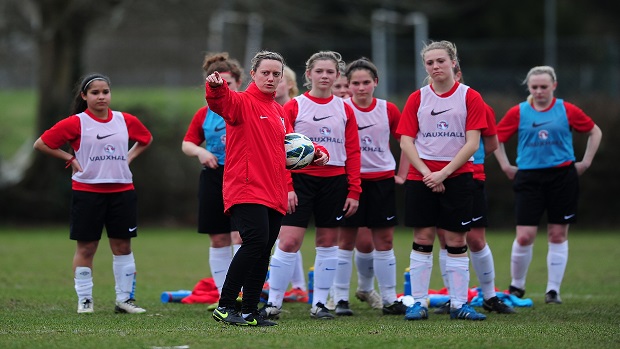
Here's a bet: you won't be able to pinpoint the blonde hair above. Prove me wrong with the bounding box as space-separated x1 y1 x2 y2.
283 66 299 98
303 51 346 88
420 40 458 63
420 40 459 85
522 65 557 85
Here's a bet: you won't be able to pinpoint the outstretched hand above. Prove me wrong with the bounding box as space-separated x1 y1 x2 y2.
206 71 224 88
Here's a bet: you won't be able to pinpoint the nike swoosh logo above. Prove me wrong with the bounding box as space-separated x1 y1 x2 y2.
430 108 452 116
213 270 226 274
471 216 483 222
313 115 333 121
564 214 575 220
128 227 137 232
483 272 492 275
386 216 395 221
125 273 134 277
336 216 343 221
245 319 257 325
461 220 471 225
358 124 375 130
532 121 553 127
259 116 268 119
214 125 226 132
97 133 116 139
215 309 228 319
325 268 336 271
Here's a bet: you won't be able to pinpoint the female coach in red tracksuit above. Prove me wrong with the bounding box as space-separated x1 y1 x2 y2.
205 51 328 326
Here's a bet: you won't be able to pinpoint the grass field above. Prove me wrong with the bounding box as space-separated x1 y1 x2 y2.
1 226 618 349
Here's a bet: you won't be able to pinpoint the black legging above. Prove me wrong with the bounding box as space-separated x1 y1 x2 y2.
219 204 282 313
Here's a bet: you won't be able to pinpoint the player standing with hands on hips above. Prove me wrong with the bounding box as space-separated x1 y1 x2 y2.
205 51 328 327
397 40 488 321
33 73 152 314
494 65 602 304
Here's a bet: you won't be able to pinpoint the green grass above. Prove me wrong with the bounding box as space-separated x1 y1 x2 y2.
1 227 619 349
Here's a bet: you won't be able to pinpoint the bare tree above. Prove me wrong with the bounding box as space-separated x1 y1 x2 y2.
0 0 126 221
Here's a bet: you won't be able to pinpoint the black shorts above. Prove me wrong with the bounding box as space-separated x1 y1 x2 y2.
470 179 488 228
404 173 475 233
514 164 579 225
343 178 398 228
198 166 234 234
281 174 348 228
70 190 138 241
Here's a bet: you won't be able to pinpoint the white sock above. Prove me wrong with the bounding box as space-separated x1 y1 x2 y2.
209 246 232 295
74 266 93 301
546 241 568 293
290 250 307 290
374 249 397 304
232 244 241 255
438 249 450 293
355 250 375 292
112 253 136 302
267 246 298 308
333 249 353 302
471 244 497 299
313 246 338 306
447 254 470 309
510 240 533 289
410 250 432 307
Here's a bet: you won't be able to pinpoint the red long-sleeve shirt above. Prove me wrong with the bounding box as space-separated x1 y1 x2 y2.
206 81 293 215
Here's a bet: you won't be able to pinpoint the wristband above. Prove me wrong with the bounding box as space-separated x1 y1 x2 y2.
65 156 75 168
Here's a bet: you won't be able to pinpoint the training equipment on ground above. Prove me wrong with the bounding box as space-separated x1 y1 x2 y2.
284 133 315 170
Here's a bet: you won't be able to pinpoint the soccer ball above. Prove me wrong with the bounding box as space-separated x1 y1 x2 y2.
284 133 315 170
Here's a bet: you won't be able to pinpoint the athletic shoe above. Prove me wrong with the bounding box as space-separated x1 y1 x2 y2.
355 289 383 310
450 304 487 320
206 302 218 312
212 306 248 326
310 302 334 319
404 302 428 320
509 285 525 298
483 296 516 314
258 302 281 320
115 299 146 314
382 301 408 315
244 311 278 326
283 288 309 303
335 300 354 316
434 300 451 315
545 290 562 304
77 298 94 314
